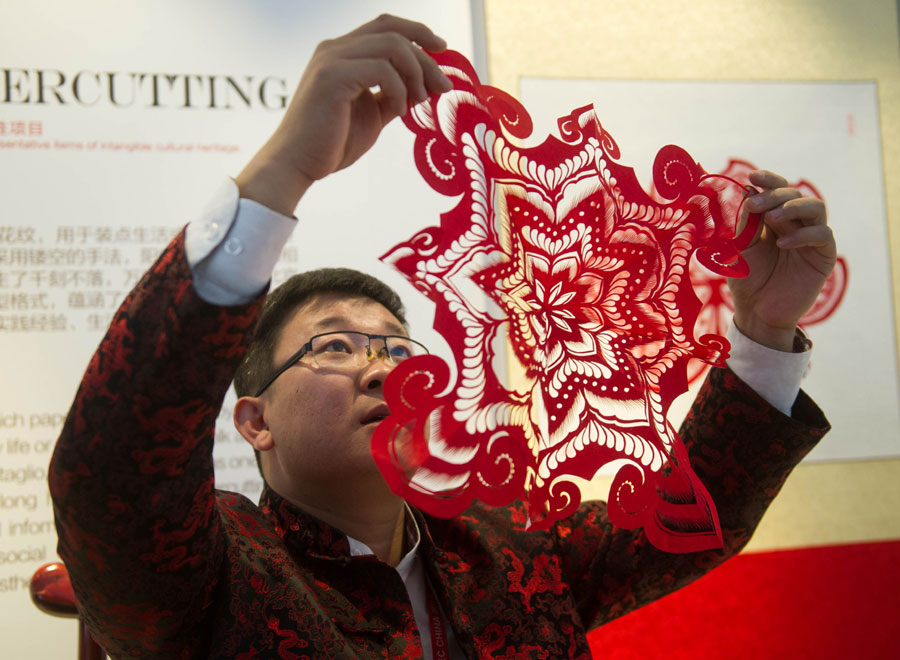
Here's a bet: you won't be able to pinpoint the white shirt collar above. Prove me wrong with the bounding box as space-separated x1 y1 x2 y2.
346 503 422 575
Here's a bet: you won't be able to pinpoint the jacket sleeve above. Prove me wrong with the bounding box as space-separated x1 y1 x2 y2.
555 365 830 628
48 231 264 658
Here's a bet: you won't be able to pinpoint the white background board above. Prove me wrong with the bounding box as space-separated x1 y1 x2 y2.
520 77 900 464
1 1 480 655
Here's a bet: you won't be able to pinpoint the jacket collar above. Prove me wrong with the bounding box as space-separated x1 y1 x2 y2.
259 485 353 561
259 485 441 564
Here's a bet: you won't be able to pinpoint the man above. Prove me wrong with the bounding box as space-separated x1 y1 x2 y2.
50 15 834 660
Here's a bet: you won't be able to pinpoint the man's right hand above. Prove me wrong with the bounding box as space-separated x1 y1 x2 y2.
236 14 452 216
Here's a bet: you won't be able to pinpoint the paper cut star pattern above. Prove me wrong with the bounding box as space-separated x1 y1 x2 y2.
373 50 769 552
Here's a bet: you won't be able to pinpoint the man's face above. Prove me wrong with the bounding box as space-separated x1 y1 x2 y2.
258 293 406 509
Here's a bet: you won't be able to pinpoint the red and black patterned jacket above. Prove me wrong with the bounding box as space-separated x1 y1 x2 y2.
49 231 829 659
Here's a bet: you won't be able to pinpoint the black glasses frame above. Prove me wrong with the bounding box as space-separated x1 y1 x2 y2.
253 331 429 397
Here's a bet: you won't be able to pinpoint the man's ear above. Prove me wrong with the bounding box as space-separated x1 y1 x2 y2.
234 396 274 451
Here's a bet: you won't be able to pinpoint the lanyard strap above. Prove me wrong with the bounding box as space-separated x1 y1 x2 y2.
425 584 449 660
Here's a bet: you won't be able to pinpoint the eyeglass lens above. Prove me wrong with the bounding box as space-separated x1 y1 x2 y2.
309 332 424 368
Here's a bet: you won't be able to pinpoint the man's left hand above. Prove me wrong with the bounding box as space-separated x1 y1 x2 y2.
728 169 837 351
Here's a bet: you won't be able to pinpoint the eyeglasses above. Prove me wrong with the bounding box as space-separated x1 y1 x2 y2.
253 330 429 397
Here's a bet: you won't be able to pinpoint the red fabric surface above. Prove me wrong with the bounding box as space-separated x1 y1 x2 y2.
588 539 900 659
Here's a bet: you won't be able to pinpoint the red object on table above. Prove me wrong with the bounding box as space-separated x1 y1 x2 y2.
30 562 107 660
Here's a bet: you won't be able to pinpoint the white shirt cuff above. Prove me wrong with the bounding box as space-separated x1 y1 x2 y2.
724 321 811 416
185 179 297 305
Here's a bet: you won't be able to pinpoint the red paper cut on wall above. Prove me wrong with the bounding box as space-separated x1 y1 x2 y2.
681 160 848 385
372 50 763 552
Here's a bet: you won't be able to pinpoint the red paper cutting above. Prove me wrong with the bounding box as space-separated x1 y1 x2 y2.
373 50 765 552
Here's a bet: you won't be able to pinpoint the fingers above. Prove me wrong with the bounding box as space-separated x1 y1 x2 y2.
350 13 448 53
746 171 800 222
764 196 827 227
747 169 788 190
745 170 829 231
331 34 427 100
411 44 454 98
335 58 409 119
757 192 835 272
345 14 452 104
775 223 835 251
746 186 803 215
315 26 452 113
740 169 835 260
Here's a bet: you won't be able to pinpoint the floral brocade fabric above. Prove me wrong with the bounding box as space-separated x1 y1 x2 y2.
49 233 828 660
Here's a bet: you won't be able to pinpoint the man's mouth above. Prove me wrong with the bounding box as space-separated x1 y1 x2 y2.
361 406 391 425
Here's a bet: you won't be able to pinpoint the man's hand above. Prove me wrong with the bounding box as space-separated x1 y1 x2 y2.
728 170 837 351
236 14 452 216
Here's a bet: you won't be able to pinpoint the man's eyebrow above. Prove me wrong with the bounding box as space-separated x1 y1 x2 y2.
311 316 407 336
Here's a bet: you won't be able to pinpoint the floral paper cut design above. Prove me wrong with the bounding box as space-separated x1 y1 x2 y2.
373 50 764 552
